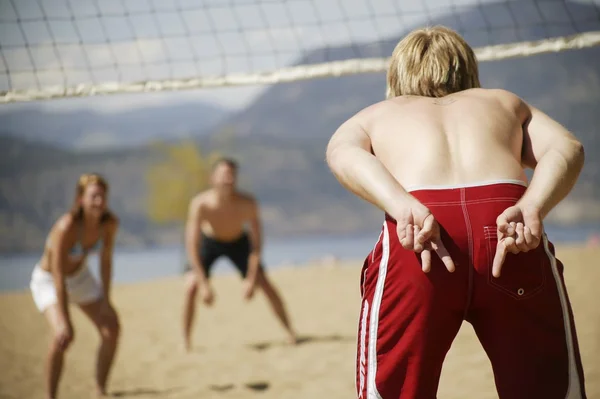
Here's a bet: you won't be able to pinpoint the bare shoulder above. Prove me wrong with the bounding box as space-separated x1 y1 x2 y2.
190 190 213 210
236 192 259 218
55 213 76 233
356 99 397 119
468 88 529 120
237 191 258 207
49 213 76 243
103 213 120 231
473 88 524 107
346 99 402 130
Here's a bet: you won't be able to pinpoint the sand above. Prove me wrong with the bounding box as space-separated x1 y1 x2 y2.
1 246 599 399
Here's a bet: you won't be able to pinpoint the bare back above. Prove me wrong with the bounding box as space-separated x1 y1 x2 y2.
192 190 256 241
364 88 529 189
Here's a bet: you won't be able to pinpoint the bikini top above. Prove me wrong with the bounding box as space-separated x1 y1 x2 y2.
46 222 104 258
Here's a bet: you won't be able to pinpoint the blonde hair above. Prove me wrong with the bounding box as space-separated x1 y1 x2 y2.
386 26 481 99
71 173 111 221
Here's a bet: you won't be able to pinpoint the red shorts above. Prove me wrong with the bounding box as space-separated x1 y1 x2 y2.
356 182 586 399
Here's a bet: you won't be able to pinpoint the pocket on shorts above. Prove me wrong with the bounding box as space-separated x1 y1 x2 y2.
484 226 546 300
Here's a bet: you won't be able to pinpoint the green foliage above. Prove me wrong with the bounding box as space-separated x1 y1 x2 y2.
145 140 220 224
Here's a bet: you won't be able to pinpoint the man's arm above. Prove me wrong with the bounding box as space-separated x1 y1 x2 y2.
326 112 455 272
245 198 262 284
519 104 585 219
325 114 426 218
185 198 209 285
99 217 119 301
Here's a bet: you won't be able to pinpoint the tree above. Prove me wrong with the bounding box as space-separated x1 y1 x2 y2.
146 140 220 224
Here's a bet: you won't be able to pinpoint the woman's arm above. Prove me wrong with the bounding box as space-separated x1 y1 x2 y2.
50 216 75 326
100 216 119 302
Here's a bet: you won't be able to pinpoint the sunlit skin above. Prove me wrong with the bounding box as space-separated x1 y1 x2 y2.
326 88 584 273
182 161 297 352
37 178 120 399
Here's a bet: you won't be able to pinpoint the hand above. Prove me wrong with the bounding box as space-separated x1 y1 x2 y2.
99 299 114 317
55 319 74 350
393 206 455 273
199 282 215 306
492 204 542 278
242 279 256 301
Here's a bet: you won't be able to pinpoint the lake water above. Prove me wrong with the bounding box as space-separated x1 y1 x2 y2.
1 225 598 293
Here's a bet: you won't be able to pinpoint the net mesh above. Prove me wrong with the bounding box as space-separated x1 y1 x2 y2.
1 0 599 103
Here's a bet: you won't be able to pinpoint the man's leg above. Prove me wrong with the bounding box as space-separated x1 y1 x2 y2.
182 242 217 352
471 234 586 399
182 271 198 352
255 270 297 344
358 219 469 399
79 299 121 397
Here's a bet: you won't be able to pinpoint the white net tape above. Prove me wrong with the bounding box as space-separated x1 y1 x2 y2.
1 30 599 104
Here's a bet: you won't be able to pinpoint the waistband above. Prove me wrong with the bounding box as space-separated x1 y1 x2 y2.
385 181 527 222
201 232 248 246
407 180 527 204
33 262 90 280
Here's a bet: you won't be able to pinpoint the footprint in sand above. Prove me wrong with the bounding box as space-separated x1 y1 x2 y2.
245 381 270 391
208 382 270 392
209 383 235 392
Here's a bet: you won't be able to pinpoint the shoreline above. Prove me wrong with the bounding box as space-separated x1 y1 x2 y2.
1 248 599 398
1 241 597 295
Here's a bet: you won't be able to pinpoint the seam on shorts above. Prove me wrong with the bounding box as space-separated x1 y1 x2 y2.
367 222 389 399
543 234 582 399
361 267 368 299
372 231 383 263
406 179 527 192
423 198 525 207
460 188 474 320
358 299 369 399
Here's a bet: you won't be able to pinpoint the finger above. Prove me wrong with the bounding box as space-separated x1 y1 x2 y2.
492 240 507 278
421 249 432 273
431 239 455 273
413 225 424 252
401 224 414 250
504 222 517 237
496 213 513 236
500 236 518 255
523 226 534 247
524 215 542 240
418 215 434 244
515 223 529 252
396 224 406 243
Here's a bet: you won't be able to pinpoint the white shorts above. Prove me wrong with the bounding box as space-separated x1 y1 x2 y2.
30 264 103 313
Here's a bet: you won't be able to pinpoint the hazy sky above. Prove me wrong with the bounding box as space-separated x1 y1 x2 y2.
0 0 597 113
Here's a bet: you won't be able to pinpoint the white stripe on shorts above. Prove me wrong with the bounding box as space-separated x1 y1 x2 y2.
542 234 582 399
366 222 390 399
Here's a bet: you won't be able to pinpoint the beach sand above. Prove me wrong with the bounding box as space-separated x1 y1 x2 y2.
1 245 599 398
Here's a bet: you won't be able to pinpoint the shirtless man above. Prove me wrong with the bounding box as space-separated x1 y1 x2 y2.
326 26 586 399
182 158 297 351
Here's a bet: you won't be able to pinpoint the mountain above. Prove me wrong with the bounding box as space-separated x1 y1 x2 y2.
212 1 600 140
1 1 599 253
0 101 230 150
205 0 600 207
0 134 384 253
